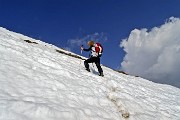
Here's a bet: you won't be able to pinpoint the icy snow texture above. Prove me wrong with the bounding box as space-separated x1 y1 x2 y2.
0 27 180 120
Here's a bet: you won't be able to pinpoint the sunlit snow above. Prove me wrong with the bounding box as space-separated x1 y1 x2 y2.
0 27 180 120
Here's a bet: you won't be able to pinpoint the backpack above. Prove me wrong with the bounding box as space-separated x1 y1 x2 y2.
95 43 103 54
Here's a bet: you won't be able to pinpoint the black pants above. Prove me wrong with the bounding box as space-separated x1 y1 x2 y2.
84 57 103 74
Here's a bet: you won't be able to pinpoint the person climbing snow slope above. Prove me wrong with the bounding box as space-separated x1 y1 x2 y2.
81 40 104 77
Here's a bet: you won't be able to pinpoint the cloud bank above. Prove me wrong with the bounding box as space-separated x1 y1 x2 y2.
120 17 180 88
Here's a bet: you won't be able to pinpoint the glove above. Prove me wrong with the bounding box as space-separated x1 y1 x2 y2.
98 52 102 57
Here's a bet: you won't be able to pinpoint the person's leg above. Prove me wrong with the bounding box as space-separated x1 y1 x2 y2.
84 57 95 71
94 57 103 76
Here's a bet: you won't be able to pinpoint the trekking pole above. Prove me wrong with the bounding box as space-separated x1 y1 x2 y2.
80 45 83 55
79 45 83 70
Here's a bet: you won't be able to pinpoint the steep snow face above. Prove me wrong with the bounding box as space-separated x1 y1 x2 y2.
0 27 180 120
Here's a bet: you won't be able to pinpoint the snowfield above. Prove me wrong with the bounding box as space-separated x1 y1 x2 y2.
0 27 180 120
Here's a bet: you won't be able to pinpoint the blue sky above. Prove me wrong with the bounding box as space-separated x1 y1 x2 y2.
0 0 180 69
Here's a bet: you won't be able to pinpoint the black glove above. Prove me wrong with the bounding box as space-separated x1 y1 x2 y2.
98 52 102 57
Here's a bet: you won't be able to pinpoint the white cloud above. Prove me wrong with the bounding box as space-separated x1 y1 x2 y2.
66 32 108 51
68 38 86 48
120 17 180 88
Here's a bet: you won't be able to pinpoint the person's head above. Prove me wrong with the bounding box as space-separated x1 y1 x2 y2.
88 40 94 47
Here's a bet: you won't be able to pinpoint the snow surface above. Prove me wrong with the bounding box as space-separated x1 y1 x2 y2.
0 27 180 120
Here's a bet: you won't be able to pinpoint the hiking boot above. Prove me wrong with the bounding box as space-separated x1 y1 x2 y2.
99 72 104 77
86 68 90 72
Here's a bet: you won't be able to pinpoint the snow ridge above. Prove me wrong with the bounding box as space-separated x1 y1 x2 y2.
0 27 180 120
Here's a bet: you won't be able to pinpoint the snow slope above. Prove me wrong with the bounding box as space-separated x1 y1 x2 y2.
0 27 180 120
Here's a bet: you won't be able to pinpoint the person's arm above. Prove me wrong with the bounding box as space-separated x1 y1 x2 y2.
83 47 91 51
81 46 92 51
